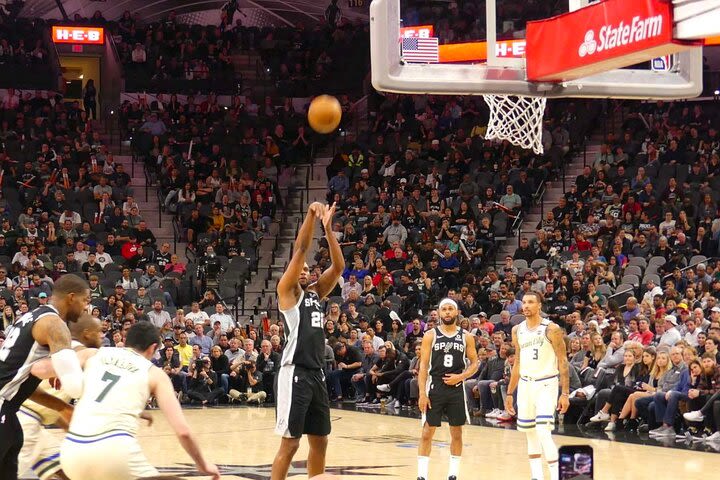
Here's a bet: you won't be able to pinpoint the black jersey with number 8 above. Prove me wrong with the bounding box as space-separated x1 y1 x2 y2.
428 326 466 377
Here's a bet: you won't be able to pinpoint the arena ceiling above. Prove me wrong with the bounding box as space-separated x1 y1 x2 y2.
19 0 369 27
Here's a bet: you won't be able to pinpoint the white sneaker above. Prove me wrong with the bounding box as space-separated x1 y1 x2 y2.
604 421 616 432
705 432 720 443
393 399 401 409
377 384 391 392
590 411 610 423
496 410 514 421
683 410 705 422
486 408 502 419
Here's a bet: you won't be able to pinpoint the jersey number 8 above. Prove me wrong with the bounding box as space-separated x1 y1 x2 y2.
443 354 453 367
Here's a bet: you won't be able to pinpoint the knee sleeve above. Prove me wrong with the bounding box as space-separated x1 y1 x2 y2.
537 428 558 462
525 428 542 456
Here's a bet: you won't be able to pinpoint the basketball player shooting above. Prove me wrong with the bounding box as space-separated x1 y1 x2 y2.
272 201 344 480
417 298 479 480
0 275 89 480
504 291 569 480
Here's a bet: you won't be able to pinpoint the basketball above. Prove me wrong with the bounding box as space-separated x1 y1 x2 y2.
307 95 342 134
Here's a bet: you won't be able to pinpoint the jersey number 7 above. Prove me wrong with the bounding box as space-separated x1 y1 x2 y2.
95 371 121 402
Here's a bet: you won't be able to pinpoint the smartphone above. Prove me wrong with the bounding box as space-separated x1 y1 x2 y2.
558 445 593 480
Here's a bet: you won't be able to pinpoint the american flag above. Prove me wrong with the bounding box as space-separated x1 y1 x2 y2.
402 37 439 63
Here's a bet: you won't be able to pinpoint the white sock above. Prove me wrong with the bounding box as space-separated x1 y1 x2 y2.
547 460 558 480
418 456 430 480
529 457 544 480
448 455 461 478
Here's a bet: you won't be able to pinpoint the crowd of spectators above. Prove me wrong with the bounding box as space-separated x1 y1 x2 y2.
400 0 560 45
2 7 720 450
0 18 49 66
258 20 369 97
309 97 720 446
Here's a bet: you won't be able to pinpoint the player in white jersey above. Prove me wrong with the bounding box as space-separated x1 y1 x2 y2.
18 314 104 480
32 322 220 480
505 291 569 480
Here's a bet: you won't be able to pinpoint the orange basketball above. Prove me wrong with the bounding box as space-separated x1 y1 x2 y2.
308 95 342 134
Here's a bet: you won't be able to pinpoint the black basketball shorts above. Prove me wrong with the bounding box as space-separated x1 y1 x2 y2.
423 379 469 427
275 365 331 438
0 402 23 480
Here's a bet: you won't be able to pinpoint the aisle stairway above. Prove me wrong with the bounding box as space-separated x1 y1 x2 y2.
231 51 274 97
495 143 603 265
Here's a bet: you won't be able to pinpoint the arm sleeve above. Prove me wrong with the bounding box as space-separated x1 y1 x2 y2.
51 349 84 398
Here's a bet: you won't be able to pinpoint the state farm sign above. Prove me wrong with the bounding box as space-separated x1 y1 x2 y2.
526 0 697 82
579 15 664 57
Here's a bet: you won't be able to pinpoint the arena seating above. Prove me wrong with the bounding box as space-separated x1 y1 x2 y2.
0 9 719 447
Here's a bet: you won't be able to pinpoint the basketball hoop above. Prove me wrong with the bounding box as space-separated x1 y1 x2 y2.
482 94 547 155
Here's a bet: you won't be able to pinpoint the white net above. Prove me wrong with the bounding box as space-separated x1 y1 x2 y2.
482 94 547 155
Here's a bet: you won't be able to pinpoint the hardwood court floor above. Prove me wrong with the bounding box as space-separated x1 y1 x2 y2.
39 407 720 480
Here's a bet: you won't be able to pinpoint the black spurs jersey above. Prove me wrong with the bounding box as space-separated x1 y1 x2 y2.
0 305 58 410
428 326 466 377
280 289 326 369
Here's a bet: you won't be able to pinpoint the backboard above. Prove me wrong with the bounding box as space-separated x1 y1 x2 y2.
370 0 704 99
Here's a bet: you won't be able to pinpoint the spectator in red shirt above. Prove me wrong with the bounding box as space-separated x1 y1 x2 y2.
622 195 642 218
121 233 140 260
629 317 654 346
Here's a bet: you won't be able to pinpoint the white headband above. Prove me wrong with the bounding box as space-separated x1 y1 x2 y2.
438 298 458 310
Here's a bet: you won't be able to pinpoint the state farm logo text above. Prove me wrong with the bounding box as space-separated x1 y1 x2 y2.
578 14 663 57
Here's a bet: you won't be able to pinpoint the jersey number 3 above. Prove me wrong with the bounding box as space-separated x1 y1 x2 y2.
532 348 539 360
95 371 121 402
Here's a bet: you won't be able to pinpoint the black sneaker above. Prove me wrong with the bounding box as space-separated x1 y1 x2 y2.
624 419 639 431
448 476 457 480
418 477 426 480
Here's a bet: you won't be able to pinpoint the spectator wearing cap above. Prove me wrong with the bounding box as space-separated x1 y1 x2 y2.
327 342 363 401
642 279 663 305
660 315 682 347
36 292 49 305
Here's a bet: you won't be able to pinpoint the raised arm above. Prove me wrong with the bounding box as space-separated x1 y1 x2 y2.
277 202 323 310
548 323 570 413
504 325 521 416
313 203 346 299
417 330 435 414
